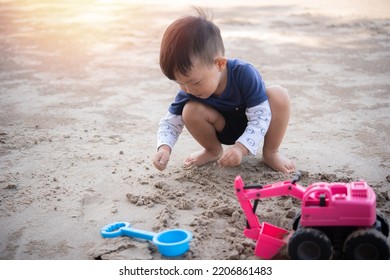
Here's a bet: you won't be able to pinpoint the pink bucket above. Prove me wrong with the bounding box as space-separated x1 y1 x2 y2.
254 222 291 259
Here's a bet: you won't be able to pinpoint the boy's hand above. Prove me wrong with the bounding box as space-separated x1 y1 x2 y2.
218 142 248 167
153 145 171 171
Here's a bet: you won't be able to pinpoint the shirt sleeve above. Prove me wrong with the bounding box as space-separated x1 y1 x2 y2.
236 100 272 156
235 62 268 108
156 111 184 150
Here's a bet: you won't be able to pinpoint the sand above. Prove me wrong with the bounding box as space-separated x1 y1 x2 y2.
0 0 389 260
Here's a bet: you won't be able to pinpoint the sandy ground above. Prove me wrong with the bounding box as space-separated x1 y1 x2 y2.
0 0 389 260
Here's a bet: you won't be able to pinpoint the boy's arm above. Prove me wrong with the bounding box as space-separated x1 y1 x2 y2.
157 111 184 151
236 100 272 155
153 112 184 171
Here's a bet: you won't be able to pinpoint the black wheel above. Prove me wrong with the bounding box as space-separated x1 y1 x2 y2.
288 228 333 260
344 229 390 260
376 212 389 237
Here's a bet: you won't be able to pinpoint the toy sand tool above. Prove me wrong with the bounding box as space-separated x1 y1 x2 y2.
101 222 192 257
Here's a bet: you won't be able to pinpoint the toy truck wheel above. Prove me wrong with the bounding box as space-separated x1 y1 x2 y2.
288 228 333 260
376 212 389 237
343 228 390 260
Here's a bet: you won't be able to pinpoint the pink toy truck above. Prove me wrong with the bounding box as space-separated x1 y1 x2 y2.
234 172 390 260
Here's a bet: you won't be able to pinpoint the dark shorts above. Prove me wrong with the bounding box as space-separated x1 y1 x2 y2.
216 108 248 145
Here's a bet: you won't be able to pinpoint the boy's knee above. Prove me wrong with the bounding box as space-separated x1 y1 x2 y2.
183 100 197 114
182 101 203 123
267 85 289 99
182 101 224 129
266 85 290 108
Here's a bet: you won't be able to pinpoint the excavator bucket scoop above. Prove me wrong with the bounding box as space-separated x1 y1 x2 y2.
254 222 291 259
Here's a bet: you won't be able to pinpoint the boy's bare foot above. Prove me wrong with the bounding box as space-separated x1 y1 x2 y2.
263 151 295 173
183 148 223 167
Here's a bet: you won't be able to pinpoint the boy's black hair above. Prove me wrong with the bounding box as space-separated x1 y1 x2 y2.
159 8 225 80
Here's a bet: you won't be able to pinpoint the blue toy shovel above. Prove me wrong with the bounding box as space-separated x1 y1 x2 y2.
100 222 192 257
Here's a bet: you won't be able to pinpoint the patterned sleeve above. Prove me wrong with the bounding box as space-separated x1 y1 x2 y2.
156 111 184 150
236 100 272 155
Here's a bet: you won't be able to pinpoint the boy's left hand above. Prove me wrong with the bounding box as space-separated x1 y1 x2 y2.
218 142 248 167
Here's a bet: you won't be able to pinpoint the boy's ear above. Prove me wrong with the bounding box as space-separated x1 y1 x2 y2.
215 57 227 71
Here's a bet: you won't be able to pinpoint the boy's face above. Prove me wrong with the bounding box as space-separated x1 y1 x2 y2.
174 57 227 98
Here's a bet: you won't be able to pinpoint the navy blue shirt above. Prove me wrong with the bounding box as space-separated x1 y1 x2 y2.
168 58 268 115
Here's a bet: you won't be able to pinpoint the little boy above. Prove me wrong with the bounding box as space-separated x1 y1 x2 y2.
152 9 295 173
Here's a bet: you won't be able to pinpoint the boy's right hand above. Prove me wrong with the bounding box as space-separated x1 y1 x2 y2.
153 145 171 171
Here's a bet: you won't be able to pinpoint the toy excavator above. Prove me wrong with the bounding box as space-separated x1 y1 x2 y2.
234 171 390 260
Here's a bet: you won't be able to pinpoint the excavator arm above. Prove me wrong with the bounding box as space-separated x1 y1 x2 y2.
234 173 306 230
